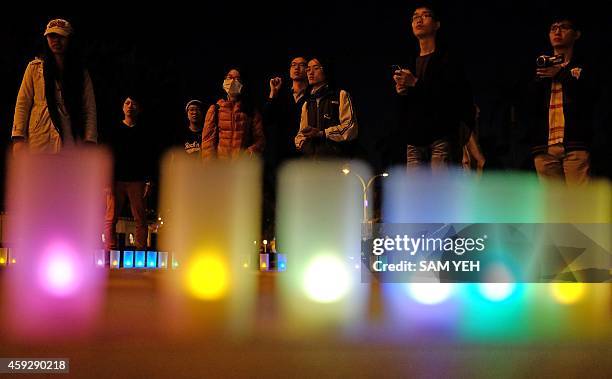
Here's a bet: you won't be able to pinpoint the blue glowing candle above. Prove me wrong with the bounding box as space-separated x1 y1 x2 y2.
135 251 145 268
147 251 158 268
123 251 134 268
277 253 287 272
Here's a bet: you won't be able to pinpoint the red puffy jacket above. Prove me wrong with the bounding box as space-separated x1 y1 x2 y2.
201 99 265 160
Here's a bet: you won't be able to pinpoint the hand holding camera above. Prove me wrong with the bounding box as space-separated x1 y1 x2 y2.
392 65 418 93
536 54 565 79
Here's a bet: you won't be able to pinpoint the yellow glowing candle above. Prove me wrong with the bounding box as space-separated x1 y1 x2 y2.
158 150 261 337
550 283 585 305
185 253 229 301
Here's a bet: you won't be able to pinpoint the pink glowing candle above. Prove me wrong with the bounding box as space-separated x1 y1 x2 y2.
2 148 111 341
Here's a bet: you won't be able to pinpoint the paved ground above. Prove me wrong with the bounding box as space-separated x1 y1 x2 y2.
0 270 610 378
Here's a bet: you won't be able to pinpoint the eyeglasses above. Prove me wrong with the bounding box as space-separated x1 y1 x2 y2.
306 65 323 73
291 62 308 68
549 24 574 33
411 13 434 23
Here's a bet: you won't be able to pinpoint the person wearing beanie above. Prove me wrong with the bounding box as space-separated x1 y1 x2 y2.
183 99 204 156
12 18 97 154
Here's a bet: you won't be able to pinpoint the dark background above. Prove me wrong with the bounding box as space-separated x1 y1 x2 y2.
2 1 610 211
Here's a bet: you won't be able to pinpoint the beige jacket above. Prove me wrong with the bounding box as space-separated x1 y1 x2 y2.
12 58 97 153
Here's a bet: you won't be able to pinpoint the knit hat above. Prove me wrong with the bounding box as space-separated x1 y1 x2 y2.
44 19 74 37
185 99 203 112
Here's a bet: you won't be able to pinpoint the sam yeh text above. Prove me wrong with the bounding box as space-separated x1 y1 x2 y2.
372 260 480 272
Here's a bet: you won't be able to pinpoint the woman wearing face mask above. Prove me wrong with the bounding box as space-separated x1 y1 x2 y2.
201 68 265 160
12 18 97 155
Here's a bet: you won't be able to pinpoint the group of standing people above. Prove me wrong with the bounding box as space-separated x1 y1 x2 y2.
11 4 599 248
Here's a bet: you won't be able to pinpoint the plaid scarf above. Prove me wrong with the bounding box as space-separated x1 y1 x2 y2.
548 80 565 145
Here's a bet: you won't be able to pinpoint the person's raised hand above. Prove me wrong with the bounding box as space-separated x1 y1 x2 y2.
269 77 283 99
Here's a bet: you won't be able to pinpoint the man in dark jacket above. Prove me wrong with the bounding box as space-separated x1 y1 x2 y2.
262 56 309 239
265 56 310 165
393 3 475 171
527 16 596 185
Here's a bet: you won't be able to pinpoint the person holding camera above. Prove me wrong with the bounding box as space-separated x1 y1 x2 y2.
393 3 476 171
527 15 597 185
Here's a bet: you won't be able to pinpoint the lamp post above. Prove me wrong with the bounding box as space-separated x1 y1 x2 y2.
342 167 389 223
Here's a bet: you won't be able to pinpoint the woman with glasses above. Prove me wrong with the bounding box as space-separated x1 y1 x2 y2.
12 18 97 154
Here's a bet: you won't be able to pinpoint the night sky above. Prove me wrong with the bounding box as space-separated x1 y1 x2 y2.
2 1 610 209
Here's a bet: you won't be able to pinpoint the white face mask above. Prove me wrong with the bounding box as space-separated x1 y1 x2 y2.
223 78 243 96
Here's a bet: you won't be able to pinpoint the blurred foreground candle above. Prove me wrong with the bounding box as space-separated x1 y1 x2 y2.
380 168 471 341
2 148 110 341
158 150 260 337
456 172 542 343
531 179 612 342
277 160 368 338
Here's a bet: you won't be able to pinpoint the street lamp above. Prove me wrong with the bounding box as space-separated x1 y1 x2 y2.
342 166 389 223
